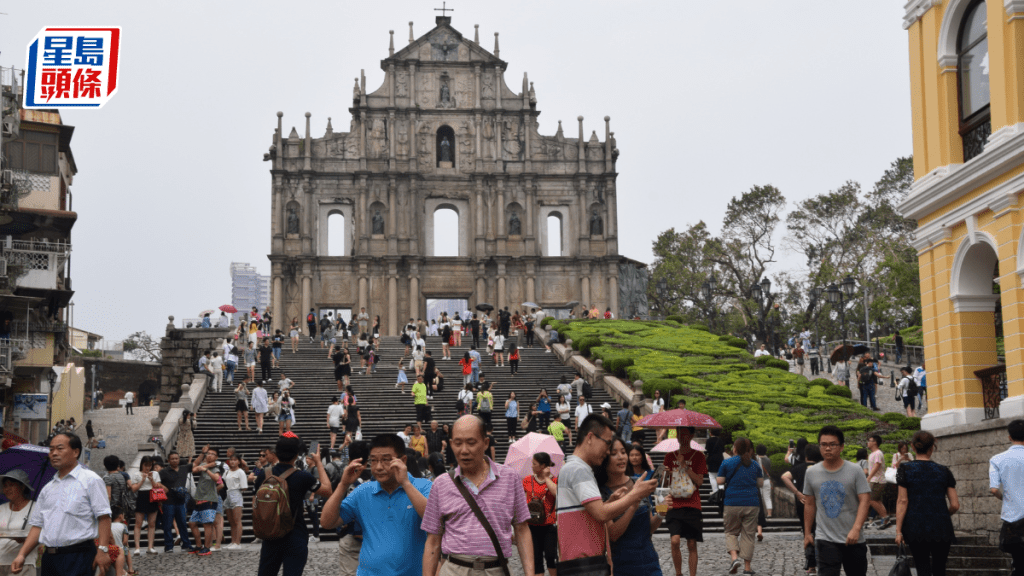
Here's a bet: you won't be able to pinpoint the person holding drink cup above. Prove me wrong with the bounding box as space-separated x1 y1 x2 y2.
662 426 707 576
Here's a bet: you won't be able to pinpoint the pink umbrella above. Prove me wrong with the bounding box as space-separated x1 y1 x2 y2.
650 438 704 453
504 432 566 477
219 304 238 313
635 409 722 430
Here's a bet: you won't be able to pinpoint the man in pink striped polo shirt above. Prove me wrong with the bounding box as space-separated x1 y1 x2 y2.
421 415 534 576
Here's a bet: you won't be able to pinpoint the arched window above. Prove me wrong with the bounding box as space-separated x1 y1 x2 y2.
327 212 345 256
436 125 455 166
547 214 562 256
958 0 990 161
433 207 459 256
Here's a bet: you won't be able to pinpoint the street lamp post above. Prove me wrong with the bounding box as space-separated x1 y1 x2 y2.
751 277 773 353
46 369 56 432
826 276 858 385
701 272 717 331
656 278 669 320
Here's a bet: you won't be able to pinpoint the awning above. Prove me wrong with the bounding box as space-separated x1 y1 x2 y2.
13 287 73 309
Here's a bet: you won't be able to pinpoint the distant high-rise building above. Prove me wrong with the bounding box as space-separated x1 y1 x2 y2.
231 262 270 320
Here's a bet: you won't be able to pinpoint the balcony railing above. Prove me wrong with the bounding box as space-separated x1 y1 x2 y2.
975 364 1009 420
10 320 67 334
3 239 71 291
0 338 30 373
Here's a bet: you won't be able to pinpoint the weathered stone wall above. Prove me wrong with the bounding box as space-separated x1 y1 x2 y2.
933 417 1010 543
157 316 233 419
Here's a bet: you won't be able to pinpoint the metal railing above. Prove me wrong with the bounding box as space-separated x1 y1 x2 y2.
11 320 67 334
0 338 30 373
976 364 1009 420
823 339 925 367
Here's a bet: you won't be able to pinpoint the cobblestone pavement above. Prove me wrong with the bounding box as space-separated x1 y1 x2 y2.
78 405 159 475
788 359 928 419
129 531 893 576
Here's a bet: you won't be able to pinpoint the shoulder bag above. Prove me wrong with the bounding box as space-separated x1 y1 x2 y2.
447 470 510 576
707 459 739 516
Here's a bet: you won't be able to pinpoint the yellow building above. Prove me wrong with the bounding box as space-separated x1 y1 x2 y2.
901 0 1024 537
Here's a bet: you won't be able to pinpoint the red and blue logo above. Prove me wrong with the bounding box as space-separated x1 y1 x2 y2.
24 27 121 109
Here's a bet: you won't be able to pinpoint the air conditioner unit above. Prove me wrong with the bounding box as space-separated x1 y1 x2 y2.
0 258 8 277
1 170 11 186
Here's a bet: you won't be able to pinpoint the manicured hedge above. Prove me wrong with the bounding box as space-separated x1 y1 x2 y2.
555 319 913 456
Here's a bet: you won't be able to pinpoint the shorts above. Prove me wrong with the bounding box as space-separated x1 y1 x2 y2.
224 490 244 510
235 400 248 412
870 482 886 502
415 360 425 372
279 413 291 422
290 330 299 338
665 507 704 542
190 501 217 525
902 395 916 409
330 425 342 434
246 362 256 368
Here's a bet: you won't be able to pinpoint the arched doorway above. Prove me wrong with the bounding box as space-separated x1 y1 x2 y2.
433 207 460 256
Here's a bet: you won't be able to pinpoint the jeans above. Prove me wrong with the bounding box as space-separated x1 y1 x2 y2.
471 366 480 384
815 540 867 576
896 350 903 364
621 426 632 443
529 523 558 573
304 498 321 538
538 411 550 431
225 361 237 384
125 402 134 415
525 331 534 346
860 384 877 409
907 540 951 576
472 333 480 348
257 528 309 576
163 502 193 551
273 348 281 361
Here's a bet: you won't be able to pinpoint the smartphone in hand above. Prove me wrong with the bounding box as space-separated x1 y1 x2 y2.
310 440 320 456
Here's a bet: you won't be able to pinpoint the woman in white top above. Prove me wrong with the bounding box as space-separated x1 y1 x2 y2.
0 470 37 576
492 333 506 367
452 314 463 347
555 394 571 421
251 381 269 433
458 383 475 416
222 454 249 549
651 389 667 442
290 317 301 353
130 455 164 555
832 359 850 386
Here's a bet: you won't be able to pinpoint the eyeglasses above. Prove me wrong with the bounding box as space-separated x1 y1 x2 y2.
592 433 615 449
819 442 842 449
368 457 395 467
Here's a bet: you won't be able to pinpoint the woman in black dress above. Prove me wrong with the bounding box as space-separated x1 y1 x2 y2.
895 431 960 576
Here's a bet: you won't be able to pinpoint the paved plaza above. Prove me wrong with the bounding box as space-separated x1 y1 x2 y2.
128 532 897 576
78 405 159 475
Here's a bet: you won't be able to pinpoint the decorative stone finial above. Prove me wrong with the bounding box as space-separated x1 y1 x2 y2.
577 115 584 122
474 24 479 44
276 111 283 118
326 117 333 135
389 30 395 56
604 115 610 122
409 22 414 43
168 315 174 322
494 32 500 58
304 112 311 118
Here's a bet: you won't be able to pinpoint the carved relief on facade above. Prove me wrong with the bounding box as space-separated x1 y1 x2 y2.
418 121 434 170
457 43 469 61
396 119 410 157
422 274 474 295
501 118 522 160
313 140 327 157
543 279 570 302
481 73 495 99
430 32 459 61
438 72 456 109
586 143 603 162
457 120 475 169
368 118 388 159
482 118 495 160
564 141 578 160
322 276 353 301
455 74 474 108
396 71 408 97
418 74 434 107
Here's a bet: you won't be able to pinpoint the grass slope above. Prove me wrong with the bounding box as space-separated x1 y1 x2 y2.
544 318 919 467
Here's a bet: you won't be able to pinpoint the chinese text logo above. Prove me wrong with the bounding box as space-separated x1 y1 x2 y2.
25 27 121 109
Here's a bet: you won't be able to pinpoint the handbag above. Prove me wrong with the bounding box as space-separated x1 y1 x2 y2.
884 466 898 484
669 462 696 499
448 470 510 576
887 544 912 576
149 487 168 503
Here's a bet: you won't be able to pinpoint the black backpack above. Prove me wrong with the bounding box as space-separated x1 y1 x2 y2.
906 377 918 395
582 381 594 399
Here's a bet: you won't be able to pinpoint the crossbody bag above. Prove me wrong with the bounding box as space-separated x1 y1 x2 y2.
447 470 510 576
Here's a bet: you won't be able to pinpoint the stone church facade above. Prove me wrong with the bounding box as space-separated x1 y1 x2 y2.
266 15 645 334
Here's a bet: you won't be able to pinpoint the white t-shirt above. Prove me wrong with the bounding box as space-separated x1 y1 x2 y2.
652 398 665 414
452 318 462 329
111 521 129 548
575 404 593 423
223 468 248 492
754 349 770 357
0 501 36 565
131 470 161 492
397 432 411 447
124 391 135 404
279 378 294 393
327 404 346 427
556 402 571 417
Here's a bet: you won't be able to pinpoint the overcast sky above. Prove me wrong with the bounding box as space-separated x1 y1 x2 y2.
1 1 911 343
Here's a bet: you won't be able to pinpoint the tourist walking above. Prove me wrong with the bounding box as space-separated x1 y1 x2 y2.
222 454 247 549
598 437 663 576
509 343 520 375
210 352 224 393
0 470 38 576
468 345 481 385
459 352 473 386
493 332 506 367
989 419 1024 576
523 452 558 576
755 444 773 540
130 456 163 555
413 375 430 423
345 399 362 442
718 437 764 575
272 329 283 368
547 412 571 451
470 313 481 348
225 346 239 386
124 390 135 415
897 367 918 418
440 323 452 361
866 434 892 529
894 431 958 576
290 318 300 352
803 425 871 576
555 393 571 423
536 389 551 432
252 380 268 433
159 451 194 553
234 381 251 431
278 391 295 434
244 342 257 383
258 337 274 382
574 395 594 432
12 433 113 576
793 344 806 376
476 382 494 428
833 358 849 387
307 309 318 343
856 354 881 410
557 414 656 575
780 444 821 575
254 434 332 576
505 391 519 442
327 396 345 451
664 426 707 576
457 383 474 416
421 415 535 576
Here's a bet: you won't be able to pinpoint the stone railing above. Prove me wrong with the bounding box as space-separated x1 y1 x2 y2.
535 324 644 410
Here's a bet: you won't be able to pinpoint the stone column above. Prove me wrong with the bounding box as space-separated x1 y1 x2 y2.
495 65 501 107
409 63 416 109
409 261 420 321
359 111 367 170
301 275 312 319
388 110 396 165
388 179 397 254
388 64 395 107
577 116 585 174
524 114 532 170
581 276 591 310
495 114 503 167
526 261 536 304
608 262 619 316
388 268 398 335
474 65 481 108
497 260 507 310
272 275 283 332
358 262 368 312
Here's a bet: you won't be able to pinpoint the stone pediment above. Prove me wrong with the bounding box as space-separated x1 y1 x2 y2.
391 20 503 66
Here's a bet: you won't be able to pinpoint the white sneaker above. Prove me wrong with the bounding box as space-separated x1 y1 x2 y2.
133 549 141 556
147 548 157 554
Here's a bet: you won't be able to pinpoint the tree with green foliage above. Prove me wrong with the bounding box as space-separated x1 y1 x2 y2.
122 331 161 362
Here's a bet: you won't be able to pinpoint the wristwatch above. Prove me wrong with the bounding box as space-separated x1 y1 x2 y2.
97 546 109 553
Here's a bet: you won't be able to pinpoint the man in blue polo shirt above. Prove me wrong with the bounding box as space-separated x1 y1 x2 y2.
320 433 431 576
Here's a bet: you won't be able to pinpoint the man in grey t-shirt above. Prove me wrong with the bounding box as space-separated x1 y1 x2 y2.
803 425 870 576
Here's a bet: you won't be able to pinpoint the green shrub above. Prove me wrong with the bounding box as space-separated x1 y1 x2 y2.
604 357 634 377
666 315 685 324
808 378 832 388
825 385 853 398
575 336 601 356
718 414 746 434
726 337 749 349
900 416 921 430
540 316 555 329
718 334 732 341
879 412 907 425
769 452 792 480
689 323 709 332
754 355 772 365
765 358 791 371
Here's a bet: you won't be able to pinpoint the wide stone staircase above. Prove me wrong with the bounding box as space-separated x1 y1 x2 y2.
867 533 1011 576
154 335 798 543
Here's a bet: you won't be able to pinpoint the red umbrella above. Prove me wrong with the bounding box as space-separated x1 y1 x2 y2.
219 304 239 313
635 409 722 430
